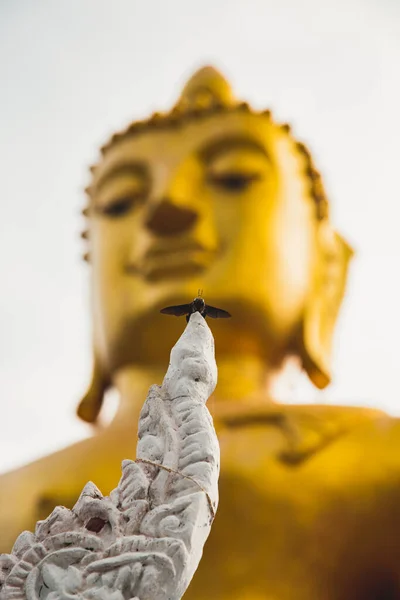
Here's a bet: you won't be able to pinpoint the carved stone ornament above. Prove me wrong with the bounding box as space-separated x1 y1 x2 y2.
0 312 219 600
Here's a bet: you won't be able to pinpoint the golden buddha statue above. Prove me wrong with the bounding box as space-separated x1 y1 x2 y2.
1 66 398 599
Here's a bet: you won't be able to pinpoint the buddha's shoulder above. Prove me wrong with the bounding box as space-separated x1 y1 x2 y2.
275 403 391 467
216 401 400 468
282 402 390 433
215 400 389 432
284 402 400 440
285 403 400 458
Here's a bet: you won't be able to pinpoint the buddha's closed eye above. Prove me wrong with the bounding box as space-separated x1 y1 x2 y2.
203 141 269 195
207 171 261 193
96 196 136 218
94 165 149 219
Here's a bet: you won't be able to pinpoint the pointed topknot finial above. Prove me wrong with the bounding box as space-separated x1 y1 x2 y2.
174 65 236 113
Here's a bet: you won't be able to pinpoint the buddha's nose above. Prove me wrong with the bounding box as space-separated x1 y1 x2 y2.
145 199 198 236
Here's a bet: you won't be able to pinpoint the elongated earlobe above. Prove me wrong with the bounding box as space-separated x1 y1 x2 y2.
300 224 354 388
76 354 110 424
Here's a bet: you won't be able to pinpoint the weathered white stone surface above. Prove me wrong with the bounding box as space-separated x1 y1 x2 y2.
0 312 219 600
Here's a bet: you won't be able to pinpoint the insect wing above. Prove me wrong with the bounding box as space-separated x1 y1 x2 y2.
206 305 231 319
160 303 191 316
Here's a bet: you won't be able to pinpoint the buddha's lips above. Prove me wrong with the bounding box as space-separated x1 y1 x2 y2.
144 240 208 259
125 241 217 277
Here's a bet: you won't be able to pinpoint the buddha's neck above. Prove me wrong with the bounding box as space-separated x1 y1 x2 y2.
111 354 304 424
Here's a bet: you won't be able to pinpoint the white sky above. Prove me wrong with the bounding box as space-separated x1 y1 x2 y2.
0 0 399 473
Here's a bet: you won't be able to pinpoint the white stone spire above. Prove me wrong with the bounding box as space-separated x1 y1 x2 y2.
0 312 219 600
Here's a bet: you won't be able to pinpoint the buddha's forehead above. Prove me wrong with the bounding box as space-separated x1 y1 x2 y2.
92 111 279 186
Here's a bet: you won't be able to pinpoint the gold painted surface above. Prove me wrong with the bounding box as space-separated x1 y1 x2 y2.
1 67 398 598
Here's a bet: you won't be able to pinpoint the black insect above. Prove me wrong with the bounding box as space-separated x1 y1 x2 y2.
160 293 231 323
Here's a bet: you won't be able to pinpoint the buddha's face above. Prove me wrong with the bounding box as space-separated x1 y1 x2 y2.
89 111 319 372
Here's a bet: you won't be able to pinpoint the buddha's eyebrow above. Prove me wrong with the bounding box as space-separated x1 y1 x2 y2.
199 135 269 165
95 161 148 194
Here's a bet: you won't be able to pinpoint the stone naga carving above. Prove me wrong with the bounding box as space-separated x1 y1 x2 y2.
0 312 219 600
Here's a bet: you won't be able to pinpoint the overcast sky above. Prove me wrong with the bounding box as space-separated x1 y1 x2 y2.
0 0 399 473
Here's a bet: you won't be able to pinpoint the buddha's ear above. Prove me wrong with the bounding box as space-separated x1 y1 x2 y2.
300 222 354 389
76 353 110 424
